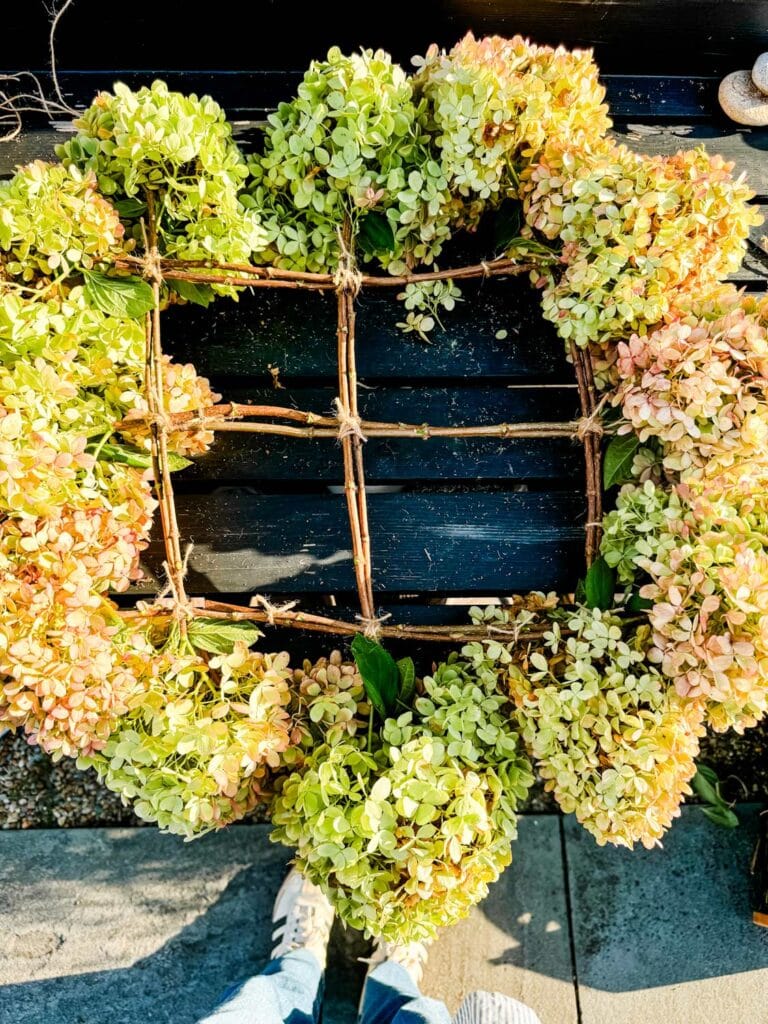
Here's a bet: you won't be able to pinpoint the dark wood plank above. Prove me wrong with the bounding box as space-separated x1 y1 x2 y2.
136 489 585 595
163 282 573 382
4 1 767 75
178 385 582 482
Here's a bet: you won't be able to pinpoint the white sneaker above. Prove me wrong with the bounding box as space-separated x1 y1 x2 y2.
271 868 335 968
364 939 430 987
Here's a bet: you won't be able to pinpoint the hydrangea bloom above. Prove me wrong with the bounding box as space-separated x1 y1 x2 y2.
523 140 759 350
248 46 451 275
502 608 705 848
57 81 266 268
82 640 296 838
414 33 610 228
271 653 532 943
0 160 128 290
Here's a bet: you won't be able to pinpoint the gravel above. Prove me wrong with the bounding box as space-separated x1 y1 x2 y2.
1 719 766 829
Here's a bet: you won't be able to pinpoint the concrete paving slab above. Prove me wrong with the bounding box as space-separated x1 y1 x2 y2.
0 826 293 1024
565 803 768 1024
0 818 575 1024
420 816 578 1024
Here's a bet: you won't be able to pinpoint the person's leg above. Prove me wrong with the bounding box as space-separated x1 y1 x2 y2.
197 949 323 1024
359 960 451 1024
453 990 543 1024
196 868 333 1024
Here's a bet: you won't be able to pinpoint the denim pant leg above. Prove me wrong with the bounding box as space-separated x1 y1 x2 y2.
453 990 543 1024
197 949 323 1024
358 961 451 1024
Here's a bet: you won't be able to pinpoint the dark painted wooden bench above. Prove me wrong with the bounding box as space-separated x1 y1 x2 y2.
4 0 768 657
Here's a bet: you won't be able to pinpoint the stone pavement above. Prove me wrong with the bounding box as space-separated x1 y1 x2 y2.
0 808 766 1024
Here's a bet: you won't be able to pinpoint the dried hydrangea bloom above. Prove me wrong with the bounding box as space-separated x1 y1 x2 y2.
286 649 368 754
614 307 768 476
602 482 768 732
0 160 128 291
57 81 266 272
522 139 760 350
120 355 221 456
82 642 296 838
271 652 532 943
414 33 610 228
506 610 705 848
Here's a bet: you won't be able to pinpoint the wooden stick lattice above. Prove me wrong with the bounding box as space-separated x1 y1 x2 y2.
132 214 604 642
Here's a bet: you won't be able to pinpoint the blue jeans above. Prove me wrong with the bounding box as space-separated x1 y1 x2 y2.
197 950 542 1024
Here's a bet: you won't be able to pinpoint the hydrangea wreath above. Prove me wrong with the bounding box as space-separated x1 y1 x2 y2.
1 35 767 944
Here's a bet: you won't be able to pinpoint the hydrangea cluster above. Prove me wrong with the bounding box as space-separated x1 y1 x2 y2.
522 140 759 350
57 80 267 270
248 47 452 275
468 605 704 848
413 33 610 228
0 162 219 758
602 481 768 734
81 637 296 838
0 160 129 290
613 303 768 476
270 652 532 943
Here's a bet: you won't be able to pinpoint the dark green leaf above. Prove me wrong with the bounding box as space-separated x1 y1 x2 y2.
702 805 740 829
83 271 155 320
358 212 396 254
92 441 191 472
169 279 215 308
187 618 262 654
351 634 399 719
626 592 653 612
396 656 416 704
574 578 587 605
603 433 640 489
113 197 147 219
584 557 615 611
692 767 721 807
493 200 523 252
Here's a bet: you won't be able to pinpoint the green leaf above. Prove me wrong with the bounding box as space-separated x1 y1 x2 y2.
358 212 396 254
113 197 147 219
169 279 215 308
574 578 587 605
692 767 721 807
493 199 523 252
584 556 615 611
396 656 416 704
187 618 262 655
351 634 399 719
702 805 740 829
83 271 155 319
603 433 640 488
92 441 192 472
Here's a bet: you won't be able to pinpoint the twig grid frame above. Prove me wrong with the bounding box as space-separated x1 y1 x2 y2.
133 204 604 643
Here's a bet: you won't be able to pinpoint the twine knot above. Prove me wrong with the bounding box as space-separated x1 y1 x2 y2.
333 229 363 296
574 411 604 441
355 612 392 639
251 594 298 626
334 398 367 442
154 545 197 621
141 246 163 286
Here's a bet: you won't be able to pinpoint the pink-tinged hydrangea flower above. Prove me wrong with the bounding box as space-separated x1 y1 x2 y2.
522 139 760 350
414 33 610 228
613 306 768 475
81 640 296 838
0 160 129 291
504 609 705 848
601 482 768 733
119 355 221 456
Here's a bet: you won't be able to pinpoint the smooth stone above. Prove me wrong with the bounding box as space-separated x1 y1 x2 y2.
719 69 768 126
753 52 768 95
